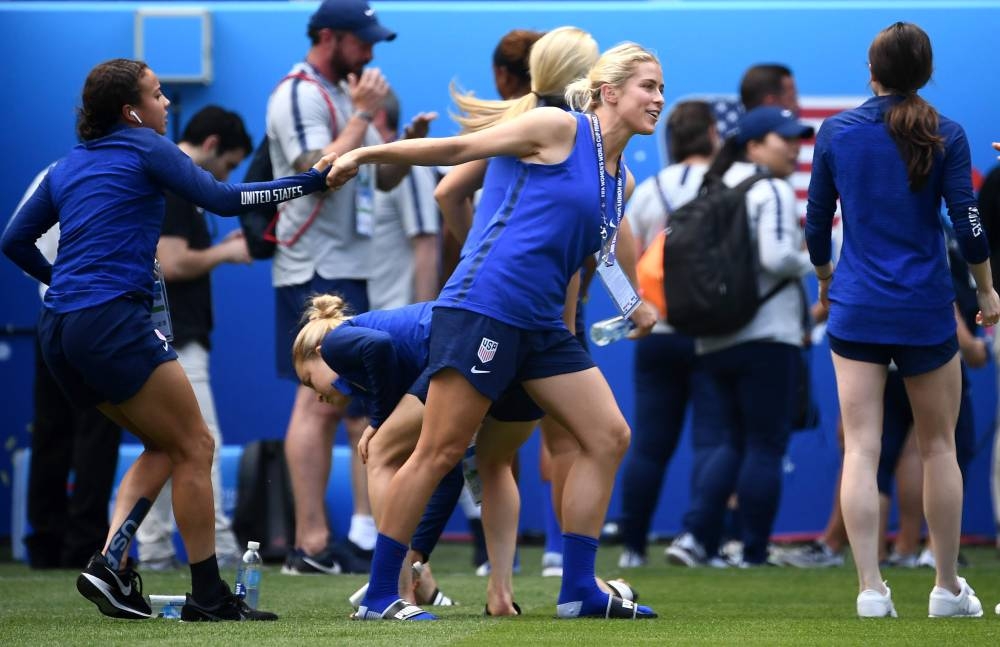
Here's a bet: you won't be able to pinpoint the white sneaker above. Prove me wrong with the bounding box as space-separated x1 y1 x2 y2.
618 549 647 569
857 583 898 618
928 577 984 618
917 548 936 569
665 533 707 567
541 551 563 578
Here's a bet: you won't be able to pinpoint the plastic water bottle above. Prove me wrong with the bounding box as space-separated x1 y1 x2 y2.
149 594 185 619
234 540 262 609
589 315 636 346
462 443 483 505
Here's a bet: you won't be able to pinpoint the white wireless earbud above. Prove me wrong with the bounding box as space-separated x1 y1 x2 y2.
129 110 143 125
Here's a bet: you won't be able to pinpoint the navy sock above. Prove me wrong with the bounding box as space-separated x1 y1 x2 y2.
365 533 408 604
103 497 152 570
541 481 562 555
190 554 228 604
558 532 599 604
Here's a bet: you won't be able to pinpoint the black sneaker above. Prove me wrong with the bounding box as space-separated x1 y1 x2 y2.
282 541 370 575
180 593 278 621
76 552 152 619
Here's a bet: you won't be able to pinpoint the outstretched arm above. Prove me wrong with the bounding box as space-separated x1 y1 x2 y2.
327 108 575 190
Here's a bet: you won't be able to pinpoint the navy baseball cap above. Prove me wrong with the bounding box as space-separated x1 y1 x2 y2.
308 0 397 43
735 106 814 145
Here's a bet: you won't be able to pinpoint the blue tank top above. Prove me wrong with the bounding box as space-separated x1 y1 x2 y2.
438 112 612 330
460 156 519 258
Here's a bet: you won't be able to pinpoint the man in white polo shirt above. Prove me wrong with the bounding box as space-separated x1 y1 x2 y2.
266 0 426 575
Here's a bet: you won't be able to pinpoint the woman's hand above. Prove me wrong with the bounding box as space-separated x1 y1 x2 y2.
975 286 1000 327
357 424 378 464
993 141 1000 159
312 151 339 173
326 152 361 190
626 301 658 339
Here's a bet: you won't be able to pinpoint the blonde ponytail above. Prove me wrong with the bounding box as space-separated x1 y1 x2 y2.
291 294 352 369
452 26 599 133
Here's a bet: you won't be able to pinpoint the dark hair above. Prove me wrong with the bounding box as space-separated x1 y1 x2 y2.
76 58 149 141
706 136 747 180
869 21 943 191
739 63 792 110
492 29 543 85
180 105 252 156
667 101 715 162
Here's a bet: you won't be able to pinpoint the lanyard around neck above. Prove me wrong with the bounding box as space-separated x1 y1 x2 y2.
588 113 625 266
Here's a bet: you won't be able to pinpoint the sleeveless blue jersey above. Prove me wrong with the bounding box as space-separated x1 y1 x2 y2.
460 155 519 258
320 301 432 426
438 112 613 330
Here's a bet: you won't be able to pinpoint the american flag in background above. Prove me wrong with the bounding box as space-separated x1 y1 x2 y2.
662 94 868 262
674 94 867 217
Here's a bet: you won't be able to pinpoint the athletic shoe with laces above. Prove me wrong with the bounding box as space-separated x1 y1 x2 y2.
665 532 707 567
928 577 983 618
180 592 278 621
76 552 152 619
782 540 845 568
857 583 898 618
618 549 647 569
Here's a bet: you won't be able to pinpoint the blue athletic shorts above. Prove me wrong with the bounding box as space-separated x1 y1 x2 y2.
274 275 368 377
424 307 594 402
37 297 178 408
407 369 543 422
828 333 958 377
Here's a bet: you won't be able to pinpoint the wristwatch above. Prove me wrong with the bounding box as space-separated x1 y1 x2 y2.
353 110 374 123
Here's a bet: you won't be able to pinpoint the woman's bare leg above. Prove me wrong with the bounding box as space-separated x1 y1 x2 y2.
903 354 963 593
477 418 534 616
831 354 888 594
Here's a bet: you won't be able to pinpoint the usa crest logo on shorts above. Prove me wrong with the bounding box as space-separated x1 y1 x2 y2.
477 337 498 364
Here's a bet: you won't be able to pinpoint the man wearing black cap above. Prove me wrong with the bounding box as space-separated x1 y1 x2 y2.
266 0 421 577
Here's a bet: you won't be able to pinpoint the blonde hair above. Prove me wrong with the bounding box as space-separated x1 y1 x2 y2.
451 26 599 133
291 294 352 369
565 42 660 112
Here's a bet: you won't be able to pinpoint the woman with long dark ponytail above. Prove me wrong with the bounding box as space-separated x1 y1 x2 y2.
806 22 1000 618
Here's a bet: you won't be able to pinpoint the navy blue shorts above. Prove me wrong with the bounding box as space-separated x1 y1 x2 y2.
37 298 178 409
407 369 544 422
275 275 368 379
828 333 958 377
425 307 594 402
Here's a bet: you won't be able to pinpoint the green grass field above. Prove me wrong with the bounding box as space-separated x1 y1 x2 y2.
3 544 1000 646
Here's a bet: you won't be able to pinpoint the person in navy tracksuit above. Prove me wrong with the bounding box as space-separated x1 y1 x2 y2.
1 58 333 622
806 22 999 618
324 42 662 621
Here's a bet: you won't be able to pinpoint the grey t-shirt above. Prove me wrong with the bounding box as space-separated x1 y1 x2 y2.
265 62 383 287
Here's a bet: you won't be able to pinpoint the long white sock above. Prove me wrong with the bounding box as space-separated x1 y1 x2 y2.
348 514 377 551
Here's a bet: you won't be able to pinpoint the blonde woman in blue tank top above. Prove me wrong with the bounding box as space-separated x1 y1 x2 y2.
325 43 661 621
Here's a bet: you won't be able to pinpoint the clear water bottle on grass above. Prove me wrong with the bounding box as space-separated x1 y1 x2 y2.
149 594 185 619
234 540 262 609
589 315 636 346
